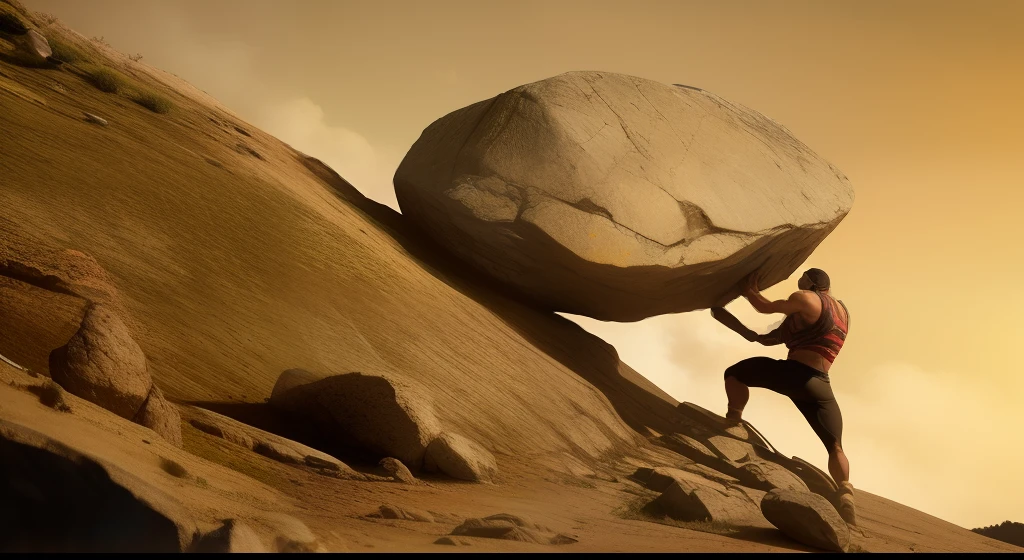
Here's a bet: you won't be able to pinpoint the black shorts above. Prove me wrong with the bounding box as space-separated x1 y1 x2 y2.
724 357 844 450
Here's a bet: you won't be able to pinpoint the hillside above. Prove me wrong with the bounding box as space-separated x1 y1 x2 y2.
0 1 1019 552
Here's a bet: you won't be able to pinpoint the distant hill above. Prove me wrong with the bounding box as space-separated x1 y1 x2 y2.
972 521 1024 547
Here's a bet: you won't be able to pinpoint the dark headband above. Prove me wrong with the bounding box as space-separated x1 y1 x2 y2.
804 268 830 291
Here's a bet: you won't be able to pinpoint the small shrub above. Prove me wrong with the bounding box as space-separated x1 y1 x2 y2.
131 89 173 113
48 36 89 63
83 64 128 93
128 52 142 62
0 4 29 35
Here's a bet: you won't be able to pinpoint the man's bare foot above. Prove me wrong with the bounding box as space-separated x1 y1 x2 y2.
725 408 743 422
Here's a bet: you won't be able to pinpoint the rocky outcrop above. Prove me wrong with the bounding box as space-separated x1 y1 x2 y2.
132 385 182 448
370 504 435 523
380 457 417 484
192 519 268 553
17 29 51 63
49 304 152 419
424 432 498 483
259 513 326 553
450 513 577 545
760 489 851 552
394 71 854 320
632 466 728 494
649 479 764 525
0 419 196 552
269 369 442 470
44 303 182 446
179 405 361 479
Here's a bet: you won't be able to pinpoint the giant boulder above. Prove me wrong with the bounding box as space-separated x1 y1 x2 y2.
394 71 854 321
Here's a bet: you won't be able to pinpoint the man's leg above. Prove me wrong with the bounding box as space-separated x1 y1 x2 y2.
829 442 857 525
797 382 858 526
722 357 781 421
724 376 748 420
828 442 850 483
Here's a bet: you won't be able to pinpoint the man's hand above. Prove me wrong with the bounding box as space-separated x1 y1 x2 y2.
742 274 760 300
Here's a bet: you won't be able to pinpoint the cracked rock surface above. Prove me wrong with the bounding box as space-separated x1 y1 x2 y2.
395 71 854 320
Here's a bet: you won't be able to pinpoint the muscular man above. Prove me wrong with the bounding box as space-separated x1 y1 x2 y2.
710 268 856 525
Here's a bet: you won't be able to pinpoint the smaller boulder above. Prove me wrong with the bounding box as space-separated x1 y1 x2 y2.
424 432 497 483
49 304 152 420
19 29 51 62
133 385 182 448
760 488 850 552
633 466 728 493
451 514 574 545
650 480 762 525
270 370 442 470
434 536 472 546
658 433 718 462
373 504 434 523
192 519 267 553
28 380 72 413
380 457 416 484
258 513 325 553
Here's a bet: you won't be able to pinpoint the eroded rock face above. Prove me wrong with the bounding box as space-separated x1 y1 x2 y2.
394 71 854 321
49 304 152 419
760 489 850 552
269 369 442 470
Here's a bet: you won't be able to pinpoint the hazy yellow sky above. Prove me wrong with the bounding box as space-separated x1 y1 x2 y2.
26 0 1024 528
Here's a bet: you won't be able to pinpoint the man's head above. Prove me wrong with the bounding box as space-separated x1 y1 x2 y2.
798 268 830 292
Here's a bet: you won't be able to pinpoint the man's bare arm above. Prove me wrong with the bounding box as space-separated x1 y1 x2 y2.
756 326 784 346
748 291 812 316
710 307 759 342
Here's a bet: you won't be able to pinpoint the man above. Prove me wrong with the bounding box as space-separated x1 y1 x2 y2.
709 268 856 525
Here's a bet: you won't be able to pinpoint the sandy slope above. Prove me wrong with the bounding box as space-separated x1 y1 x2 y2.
0 13 1019 552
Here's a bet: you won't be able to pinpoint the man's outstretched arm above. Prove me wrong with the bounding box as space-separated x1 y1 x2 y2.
710 307 759 342
756 326 784 346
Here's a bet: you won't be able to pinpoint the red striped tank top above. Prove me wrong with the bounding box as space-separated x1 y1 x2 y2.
780 291 850 364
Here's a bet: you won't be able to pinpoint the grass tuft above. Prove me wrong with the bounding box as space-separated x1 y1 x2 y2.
48 36 89 63
132 88 173 113
81 63 174 113
83 64 127 93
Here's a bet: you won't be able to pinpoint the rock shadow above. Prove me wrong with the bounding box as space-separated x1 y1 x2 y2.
298 153 689 440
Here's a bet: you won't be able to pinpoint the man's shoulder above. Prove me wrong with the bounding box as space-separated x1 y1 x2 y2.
788 290 819 302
